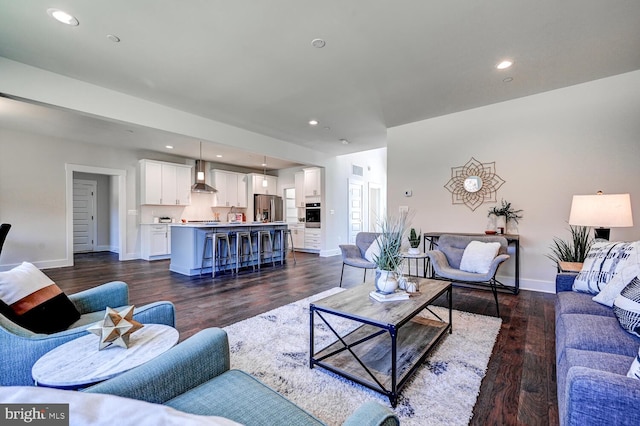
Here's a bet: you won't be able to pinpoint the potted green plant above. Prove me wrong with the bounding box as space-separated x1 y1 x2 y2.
407 228 421 255
372 213 410 294
546 225 593 266
487 199 523 234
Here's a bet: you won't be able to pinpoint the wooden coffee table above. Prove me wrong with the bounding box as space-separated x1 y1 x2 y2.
309 279 452 407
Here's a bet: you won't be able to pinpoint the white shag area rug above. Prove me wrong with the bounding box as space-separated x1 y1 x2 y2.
223 288 502 426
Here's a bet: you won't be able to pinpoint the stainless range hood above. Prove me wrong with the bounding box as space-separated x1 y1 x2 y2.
191 142 217 193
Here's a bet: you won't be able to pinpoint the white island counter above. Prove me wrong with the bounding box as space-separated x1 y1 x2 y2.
169 222 289 276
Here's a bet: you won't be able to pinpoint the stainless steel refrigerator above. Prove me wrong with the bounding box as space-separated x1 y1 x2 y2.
254 194 283 222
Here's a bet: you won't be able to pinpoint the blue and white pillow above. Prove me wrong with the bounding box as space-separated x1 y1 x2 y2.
573 241 639 298
613 276 640 337
628 346 640 380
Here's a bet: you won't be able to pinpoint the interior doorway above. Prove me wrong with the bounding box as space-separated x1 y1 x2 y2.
65 164 126 265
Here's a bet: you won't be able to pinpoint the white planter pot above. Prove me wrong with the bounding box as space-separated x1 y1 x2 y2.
375 269 398 294
408 247 420 255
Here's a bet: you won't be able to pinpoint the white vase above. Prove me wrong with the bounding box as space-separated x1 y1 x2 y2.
408 247 420 255
496 216 506 234
375 269 399 294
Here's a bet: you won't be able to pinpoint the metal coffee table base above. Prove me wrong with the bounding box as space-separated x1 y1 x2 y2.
309 284 452 407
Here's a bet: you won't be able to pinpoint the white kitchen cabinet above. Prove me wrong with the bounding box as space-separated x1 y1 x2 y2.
141 224 171 260
212 170 247 208
304 167 321 197
304 227 321 250
252 174 278 195
288 223 305 251
294 172 305 208
175 165 192 206
140 159 192 205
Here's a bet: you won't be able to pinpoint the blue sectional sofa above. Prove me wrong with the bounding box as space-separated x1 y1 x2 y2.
82 327 398 425
555 273 640 426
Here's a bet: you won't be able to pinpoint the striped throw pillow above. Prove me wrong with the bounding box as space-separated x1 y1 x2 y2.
0 262 80 333
613 276 640 337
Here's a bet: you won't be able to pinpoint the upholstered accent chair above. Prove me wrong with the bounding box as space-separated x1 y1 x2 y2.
426 234 510 316
0 281 176 386
338 232 380 287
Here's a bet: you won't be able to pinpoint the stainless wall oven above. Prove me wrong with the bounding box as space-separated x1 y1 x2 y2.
305 203 321 228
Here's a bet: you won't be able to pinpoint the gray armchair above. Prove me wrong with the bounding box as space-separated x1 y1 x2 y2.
338 232 380 287
0 281 176 386
426 234 510 316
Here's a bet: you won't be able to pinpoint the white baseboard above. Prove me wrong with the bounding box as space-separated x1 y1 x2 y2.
320 248 341 257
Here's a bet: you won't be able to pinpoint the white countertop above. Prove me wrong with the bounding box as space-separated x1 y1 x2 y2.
171 222 289 228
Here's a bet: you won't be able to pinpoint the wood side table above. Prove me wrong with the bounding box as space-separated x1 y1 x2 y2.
32 324 179 389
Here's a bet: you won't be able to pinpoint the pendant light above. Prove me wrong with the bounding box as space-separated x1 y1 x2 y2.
262 156 268 187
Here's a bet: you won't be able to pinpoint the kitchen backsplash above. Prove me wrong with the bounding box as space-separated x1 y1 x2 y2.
140 192 246 223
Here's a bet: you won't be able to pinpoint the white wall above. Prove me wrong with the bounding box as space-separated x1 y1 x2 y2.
388 70 640 293
0 129 189 269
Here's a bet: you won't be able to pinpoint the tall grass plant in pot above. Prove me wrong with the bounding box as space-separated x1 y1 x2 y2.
546 225 593 266
372 212 410 294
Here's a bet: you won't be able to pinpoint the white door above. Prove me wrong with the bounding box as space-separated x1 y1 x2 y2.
73 180 97 253
348 179 364 244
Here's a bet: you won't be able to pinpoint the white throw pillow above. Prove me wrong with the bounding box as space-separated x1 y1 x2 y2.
592 242 640 306
0 386 242 426
364 236 383 263
573 241 639 296
459 241 500 274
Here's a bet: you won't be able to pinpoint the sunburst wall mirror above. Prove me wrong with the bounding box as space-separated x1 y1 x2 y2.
444 157 505 211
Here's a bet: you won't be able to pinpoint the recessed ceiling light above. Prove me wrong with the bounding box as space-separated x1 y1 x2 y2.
496 60 513 70
503 77 514 83
308 119 319 126
216 154 223 158
340 139 349 145
47 8 79 26
311 38 326 48
106 34 121 43
165 145 174 149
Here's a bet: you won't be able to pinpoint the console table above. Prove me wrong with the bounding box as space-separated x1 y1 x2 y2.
423 232 520 294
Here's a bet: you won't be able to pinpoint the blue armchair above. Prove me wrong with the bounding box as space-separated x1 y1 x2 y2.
0 281 175 386
338 232 380 287
84 328 399 426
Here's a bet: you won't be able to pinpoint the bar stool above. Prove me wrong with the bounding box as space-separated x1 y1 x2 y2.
254 229 276 270
235 230 255 273
270 229 284 266
201 232 232 278
283 228 296 265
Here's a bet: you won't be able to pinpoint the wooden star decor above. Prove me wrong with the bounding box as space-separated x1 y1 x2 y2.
87 306 144 350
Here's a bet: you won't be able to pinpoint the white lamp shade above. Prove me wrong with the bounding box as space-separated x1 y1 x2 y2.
568 193 633 227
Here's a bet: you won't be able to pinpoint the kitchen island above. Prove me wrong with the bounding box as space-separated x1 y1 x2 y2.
169 222 289 276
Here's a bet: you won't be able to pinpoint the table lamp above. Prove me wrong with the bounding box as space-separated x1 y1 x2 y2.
568 192 633 240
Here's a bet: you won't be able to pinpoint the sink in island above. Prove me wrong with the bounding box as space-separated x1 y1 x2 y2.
169 222 289 276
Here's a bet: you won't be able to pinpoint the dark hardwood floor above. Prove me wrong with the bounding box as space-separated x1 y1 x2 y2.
47 251 558 426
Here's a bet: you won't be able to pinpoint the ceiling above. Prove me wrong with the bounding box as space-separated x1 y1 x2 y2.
1 1 640 168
